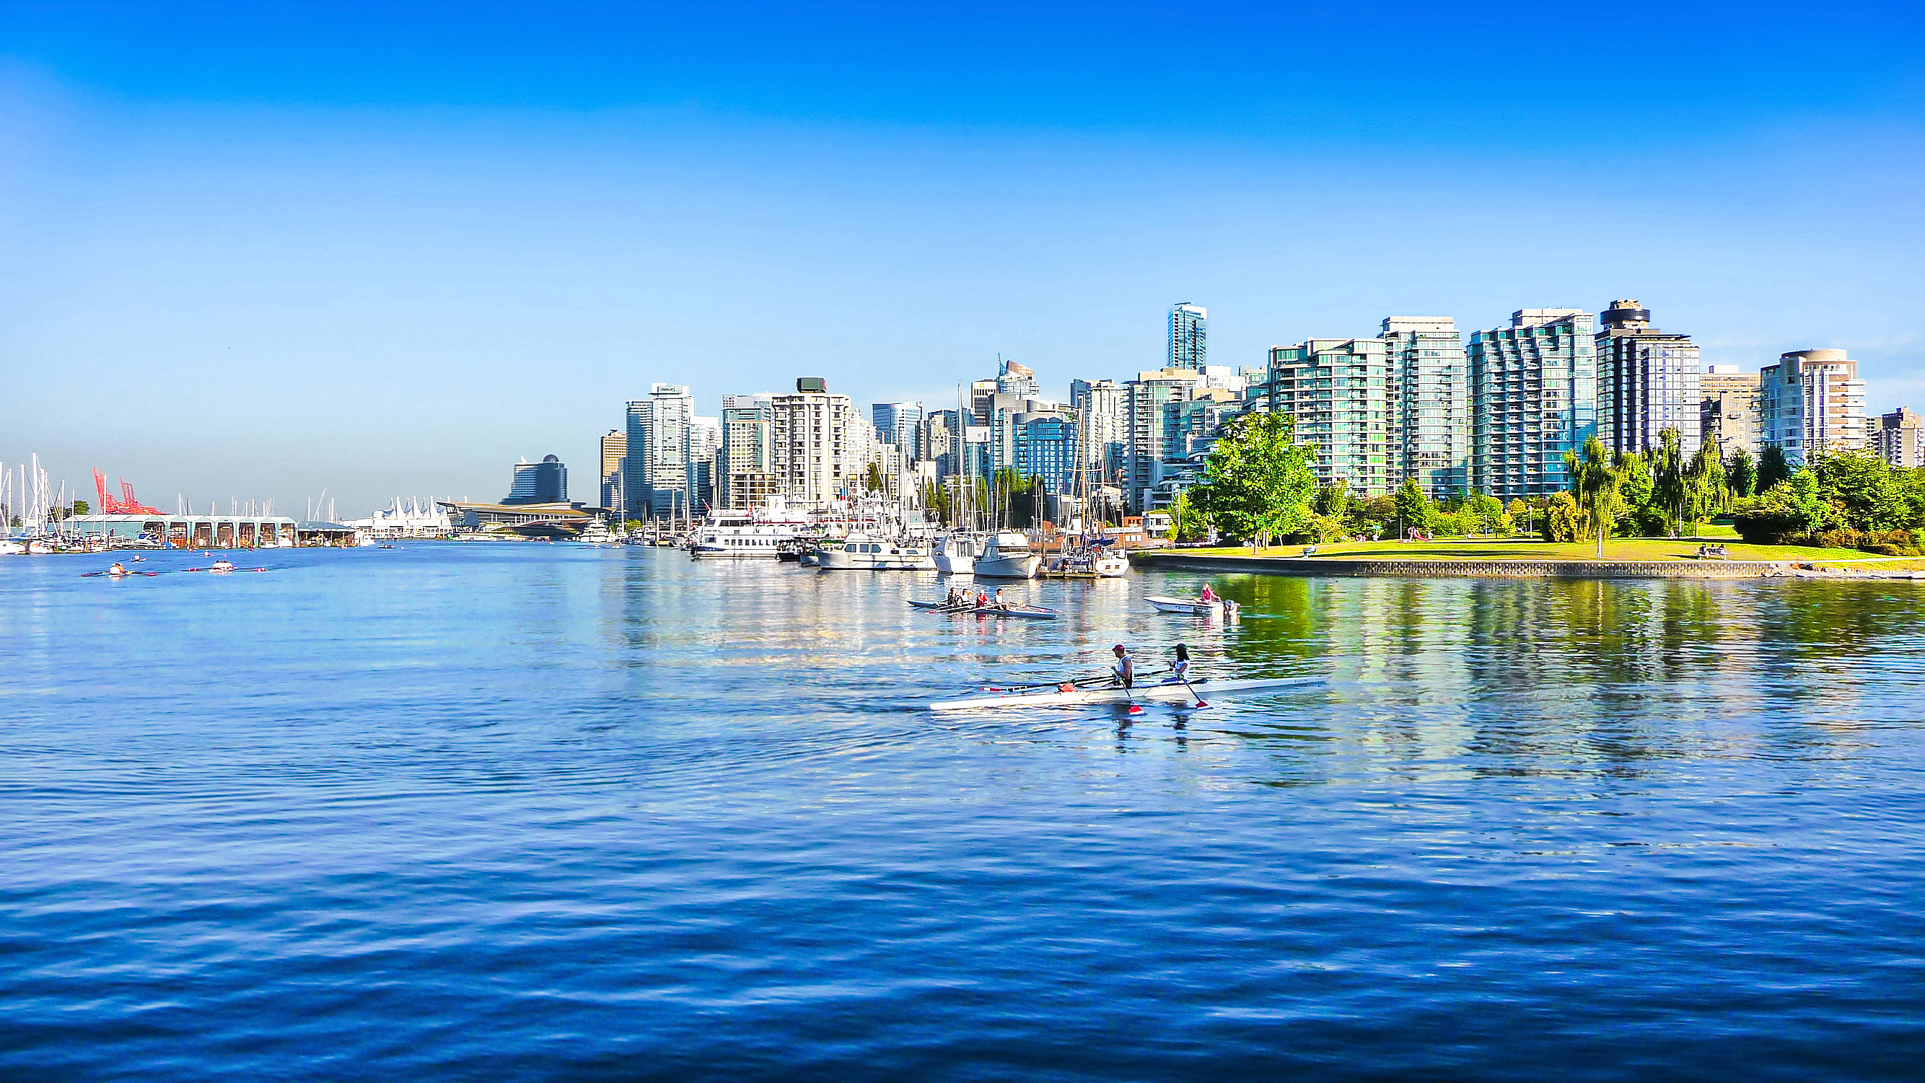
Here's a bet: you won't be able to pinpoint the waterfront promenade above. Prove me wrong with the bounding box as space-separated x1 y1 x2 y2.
1136 538 1925 580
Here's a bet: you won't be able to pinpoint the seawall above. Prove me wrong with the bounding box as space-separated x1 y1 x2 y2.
1131 551 1794 580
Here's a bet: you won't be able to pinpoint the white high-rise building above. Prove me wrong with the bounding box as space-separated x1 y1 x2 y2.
719 394 776 510
687 416 721 512
1381 316 1468 499
1761 349 1867 464
770 378 875 505
1467 309 1598 500
1071 378 1129 490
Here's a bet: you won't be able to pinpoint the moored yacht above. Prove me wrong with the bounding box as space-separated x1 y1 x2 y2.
934 533 981 575
973 531 1040 579
816 533 937 571
689 512 798 558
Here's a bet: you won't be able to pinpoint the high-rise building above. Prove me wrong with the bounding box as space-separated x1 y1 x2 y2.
1760 349 1867 464
1169 303 1207 371
503 454 567 505
1699 365 1761 463
719 394 777 510
1381 316 1468 499
921 409 963 480
624 384 694 518
688 416 721 512
996 360 1040 400
599 429 626 511
770 378 874 505
1873 408 1925 469
1071 378 1129 489
1467 309 1598 500
1265 338 1391 495
871 402 925 460
1595 300 1701 459
969 379 999 426
1124 369 1201 511
1013 413 1078 495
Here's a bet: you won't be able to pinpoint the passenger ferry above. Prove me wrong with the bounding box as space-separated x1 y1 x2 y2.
688 512 799 559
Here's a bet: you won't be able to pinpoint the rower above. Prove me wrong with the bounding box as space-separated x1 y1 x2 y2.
1111 644 1135 689
994 587 1008 610
1163 643 1191 684
976 590 988 609
108 561 128 576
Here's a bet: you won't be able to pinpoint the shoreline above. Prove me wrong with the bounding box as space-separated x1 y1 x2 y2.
1132 550 1925 581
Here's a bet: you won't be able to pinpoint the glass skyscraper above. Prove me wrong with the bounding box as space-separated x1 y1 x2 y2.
503 454 567 505
1168 303 1207 371
1381 317 1468 499
1595 300 1701 460
1264 338 1390 495
1467 309 1597 499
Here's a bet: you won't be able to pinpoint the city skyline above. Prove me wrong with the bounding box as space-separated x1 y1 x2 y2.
3 3 1921 512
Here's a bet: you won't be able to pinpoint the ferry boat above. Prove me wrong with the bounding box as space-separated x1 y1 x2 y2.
816 533 937 571
972 531 1041 579
689 512 798 559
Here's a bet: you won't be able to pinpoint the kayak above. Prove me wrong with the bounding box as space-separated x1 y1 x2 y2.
930 675 1315 711
908 600 1059 620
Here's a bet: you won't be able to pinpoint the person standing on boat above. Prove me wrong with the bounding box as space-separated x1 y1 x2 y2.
1111 644 1135 689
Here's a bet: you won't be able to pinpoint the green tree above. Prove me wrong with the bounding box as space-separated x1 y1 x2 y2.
1565 435 1625 557
1168 489 1209 542
863 461 886 494
1614 452 1657 535
71 499 90 516
1679 445 1725 532
1393 478 1431 537
1542 491 1586 542
1810 449 1905 531
1187 411 1318 547
1758 445 1792 491
1764 470 1838 535
1313 479 1350 518
1651 427 1686 531
1726 447 1757 498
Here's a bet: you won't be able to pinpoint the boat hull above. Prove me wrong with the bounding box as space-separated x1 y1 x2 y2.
931 675 1315 711
908 600 1057 620
1146 595 1224 615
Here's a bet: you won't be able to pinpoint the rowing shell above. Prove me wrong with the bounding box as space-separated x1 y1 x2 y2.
908 600 1059 620
930 675 1315 711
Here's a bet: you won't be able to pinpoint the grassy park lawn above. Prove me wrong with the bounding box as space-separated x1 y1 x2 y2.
1182 537 1870 563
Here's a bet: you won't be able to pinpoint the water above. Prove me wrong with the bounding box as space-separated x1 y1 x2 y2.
4 545 1923 1080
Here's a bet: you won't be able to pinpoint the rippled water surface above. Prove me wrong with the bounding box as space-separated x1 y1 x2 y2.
4 544 1924 1080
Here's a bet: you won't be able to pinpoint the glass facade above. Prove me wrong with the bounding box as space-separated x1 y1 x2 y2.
1381 317 1468 500
1265 337 1390 495
1168 303 1207 372
1467 309 1597 500
1595 301 1701 459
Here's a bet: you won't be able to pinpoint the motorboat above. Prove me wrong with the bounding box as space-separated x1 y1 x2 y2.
1146 595 1239 617
689 512 797 559
934 533 980 575
973 531 1040 579
1093 549 1129 577
816 533 937 571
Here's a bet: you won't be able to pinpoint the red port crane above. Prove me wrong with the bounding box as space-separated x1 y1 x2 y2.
94 469 161 515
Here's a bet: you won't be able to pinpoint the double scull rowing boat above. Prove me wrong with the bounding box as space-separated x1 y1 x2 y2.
930 675 1315 711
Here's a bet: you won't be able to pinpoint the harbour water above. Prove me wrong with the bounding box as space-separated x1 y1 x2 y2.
3 545 1923 1079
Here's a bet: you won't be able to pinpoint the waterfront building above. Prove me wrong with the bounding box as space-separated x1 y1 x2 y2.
1265 338 1391 495
61 512 299 548
688 416 721 512
969 379 999 426
1467 309 1598 499
1381 316 1468 499
503 455 567 505
1169 303 1207 372
1872 407 1924 468
1012 412 1078 494
599 430 626 512
871 402 924 460
719 394 777 510
1071 378 1129 489
439 500 592 537
1595 300 1700 459
920 408 963 481
770 378 873 505
1760 349 1867 464
1124 368 1201 511
1699 365 1761 462
625 384 693 519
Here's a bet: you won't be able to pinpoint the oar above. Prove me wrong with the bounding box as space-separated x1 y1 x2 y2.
1176 671 1209 709
981 667 1167 694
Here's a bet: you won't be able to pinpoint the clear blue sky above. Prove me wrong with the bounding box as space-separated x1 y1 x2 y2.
3 1 1921 514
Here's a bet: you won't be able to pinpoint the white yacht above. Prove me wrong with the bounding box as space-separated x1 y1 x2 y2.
934 533 980 575
689 513 797 558
816 533 937 571
973 531 1041 579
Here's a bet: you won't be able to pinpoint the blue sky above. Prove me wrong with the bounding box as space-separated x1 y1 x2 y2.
3 1 1922 514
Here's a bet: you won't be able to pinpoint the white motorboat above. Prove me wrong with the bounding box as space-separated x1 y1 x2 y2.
0 539 23 556
934 533 980 575
1146 595 1239 617
973 531 1041 579
1093 549 1130 577
689 512 797 559
816 533 938 571
931 675 1314 711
